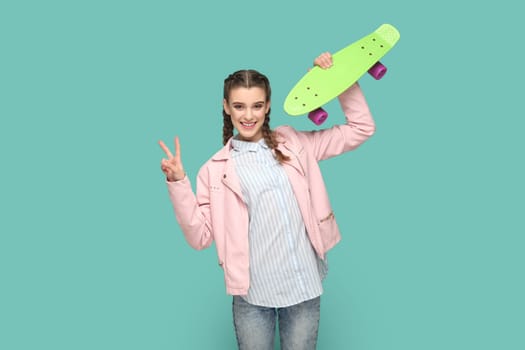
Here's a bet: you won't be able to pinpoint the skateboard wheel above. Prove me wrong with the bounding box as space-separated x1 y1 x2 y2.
368 62 387 80
308 108 328 125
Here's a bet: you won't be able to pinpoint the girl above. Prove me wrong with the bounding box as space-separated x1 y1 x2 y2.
159 52 375 349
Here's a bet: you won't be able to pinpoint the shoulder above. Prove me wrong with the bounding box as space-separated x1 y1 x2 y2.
275 124 295 134
275 124 300 140
275 124 311 146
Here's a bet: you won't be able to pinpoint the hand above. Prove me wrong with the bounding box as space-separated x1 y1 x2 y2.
314 52 333 69
159 136 186 182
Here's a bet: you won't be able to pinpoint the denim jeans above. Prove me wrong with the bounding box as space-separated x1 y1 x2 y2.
232 296 321 350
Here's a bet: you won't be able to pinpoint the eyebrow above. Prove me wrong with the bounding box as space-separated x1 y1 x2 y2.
231 100 266 105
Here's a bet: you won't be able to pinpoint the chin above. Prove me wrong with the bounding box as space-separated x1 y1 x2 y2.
239 132 262 142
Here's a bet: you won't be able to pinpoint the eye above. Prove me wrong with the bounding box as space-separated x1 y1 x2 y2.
254 103 264 110
233 104 244 110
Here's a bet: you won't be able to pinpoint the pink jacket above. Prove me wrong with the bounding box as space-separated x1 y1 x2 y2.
166 83 375 295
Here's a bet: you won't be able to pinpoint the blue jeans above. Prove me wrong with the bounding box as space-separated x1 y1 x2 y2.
232 296 321 350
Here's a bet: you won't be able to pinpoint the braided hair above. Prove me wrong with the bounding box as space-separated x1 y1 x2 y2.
222 70 290 164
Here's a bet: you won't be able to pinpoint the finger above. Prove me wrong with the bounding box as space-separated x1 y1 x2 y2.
158 140 174 159
320 52 332 68
319 57 332 69
314 52 330 68
160 159 168 173
161 159 175 173
174 136 181 159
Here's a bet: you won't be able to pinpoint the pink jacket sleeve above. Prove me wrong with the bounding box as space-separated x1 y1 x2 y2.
165 169 214 250
297 83 376 161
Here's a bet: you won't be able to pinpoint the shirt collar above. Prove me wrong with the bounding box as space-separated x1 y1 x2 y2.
231 136 269 153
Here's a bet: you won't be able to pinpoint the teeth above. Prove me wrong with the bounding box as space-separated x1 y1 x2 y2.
242 122 255 127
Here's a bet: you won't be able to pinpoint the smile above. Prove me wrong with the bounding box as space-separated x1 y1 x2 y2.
241 122 256 129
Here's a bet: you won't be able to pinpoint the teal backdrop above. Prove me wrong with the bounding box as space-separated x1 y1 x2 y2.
1 0 523 349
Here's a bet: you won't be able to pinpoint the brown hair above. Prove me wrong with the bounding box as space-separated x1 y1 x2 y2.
222 69 290 164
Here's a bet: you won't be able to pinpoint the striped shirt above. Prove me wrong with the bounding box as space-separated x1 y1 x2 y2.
231 137 327 307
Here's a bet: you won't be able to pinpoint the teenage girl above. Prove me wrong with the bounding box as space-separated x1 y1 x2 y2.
159 52 376 349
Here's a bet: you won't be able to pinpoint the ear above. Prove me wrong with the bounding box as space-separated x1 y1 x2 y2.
223 99 231 115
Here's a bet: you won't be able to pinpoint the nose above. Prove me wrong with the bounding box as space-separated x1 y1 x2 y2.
244 108 254 120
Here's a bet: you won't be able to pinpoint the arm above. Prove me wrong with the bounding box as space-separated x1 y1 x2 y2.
299 53 376 161
165 170 214 250
159 138 213 250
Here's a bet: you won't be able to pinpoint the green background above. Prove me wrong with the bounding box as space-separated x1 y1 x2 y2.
1 0 523 349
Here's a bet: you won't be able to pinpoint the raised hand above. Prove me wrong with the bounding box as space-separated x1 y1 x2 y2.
314 52 333 69
308 52 333 72
159 136 186 182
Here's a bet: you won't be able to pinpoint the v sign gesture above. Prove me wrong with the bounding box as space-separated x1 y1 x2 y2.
159 136 186 182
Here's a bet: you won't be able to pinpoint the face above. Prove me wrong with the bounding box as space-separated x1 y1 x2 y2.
223 87 270 142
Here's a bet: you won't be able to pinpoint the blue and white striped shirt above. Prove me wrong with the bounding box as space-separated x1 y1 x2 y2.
231 137 327 307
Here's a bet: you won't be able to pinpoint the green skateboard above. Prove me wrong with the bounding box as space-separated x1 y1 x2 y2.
283 23 400 125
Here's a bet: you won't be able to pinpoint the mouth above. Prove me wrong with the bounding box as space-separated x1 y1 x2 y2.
240 121 256 129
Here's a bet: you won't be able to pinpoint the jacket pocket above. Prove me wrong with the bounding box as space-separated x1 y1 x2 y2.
318 211 341 252
320 211 334 223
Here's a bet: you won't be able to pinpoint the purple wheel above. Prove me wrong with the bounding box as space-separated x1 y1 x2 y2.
368 62 387 80
308 108 328 125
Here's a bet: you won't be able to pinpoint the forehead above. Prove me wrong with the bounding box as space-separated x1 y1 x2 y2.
228 87 268 103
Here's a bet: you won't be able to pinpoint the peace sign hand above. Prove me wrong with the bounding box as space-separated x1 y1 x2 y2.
159 136 186 182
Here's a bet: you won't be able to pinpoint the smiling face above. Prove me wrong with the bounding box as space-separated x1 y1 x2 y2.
223 86 270 142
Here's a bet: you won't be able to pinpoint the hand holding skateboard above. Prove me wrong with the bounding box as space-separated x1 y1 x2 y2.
313 52 334 70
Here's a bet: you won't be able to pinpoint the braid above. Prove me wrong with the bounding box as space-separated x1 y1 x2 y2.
222 112 234 145
261 112 290 164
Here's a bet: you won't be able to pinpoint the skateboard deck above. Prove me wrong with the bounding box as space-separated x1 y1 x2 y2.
284 24 400 123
